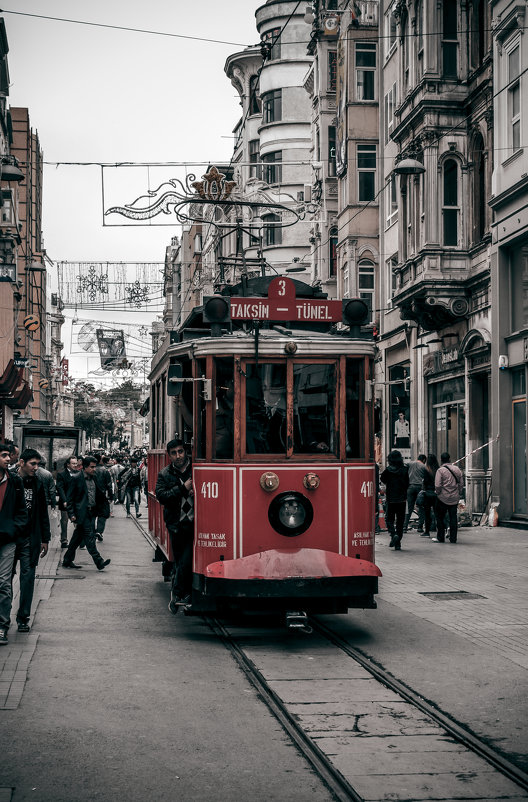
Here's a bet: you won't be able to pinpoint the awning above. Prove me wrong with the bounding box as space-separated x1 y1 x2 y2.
0 359 20 397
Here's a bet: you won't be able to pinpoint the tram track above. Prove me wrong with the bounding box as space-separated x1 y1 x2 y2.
207 614 528 802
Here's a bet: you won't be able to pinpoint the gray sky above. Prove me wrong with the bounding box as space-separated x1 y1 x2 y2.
4 1 263 382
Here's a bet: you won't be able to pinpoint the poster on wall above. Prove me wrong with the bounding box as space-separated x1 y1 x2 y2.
389 364 411 461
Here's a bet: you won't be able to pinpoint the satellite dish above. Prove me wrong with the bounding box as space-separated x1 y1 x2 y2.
78 323 98 352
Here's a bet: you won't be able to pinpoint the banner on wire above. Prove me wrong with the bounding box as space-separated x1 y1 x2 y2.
96 329 127 371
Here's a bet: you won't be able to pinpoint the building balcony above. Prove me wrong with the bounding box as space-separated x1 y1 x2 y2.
392 258 471 330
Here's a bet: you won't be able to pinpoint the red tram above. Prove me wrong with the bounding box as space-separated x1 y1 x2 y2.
148 276 381 624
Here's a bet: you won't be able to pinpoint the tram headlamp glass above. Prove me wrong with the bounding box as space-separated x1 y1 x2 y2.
268 492 314 537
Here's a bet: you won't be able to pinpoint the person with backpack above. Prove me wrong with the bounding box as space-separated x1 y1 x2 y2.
433 452 464 544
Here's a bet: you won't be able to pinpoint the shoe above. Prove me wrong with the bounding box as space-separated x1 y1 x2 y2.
416 528 424 534
17 622 30 633
0 629 8 645
431 537 445 543
62 560 82 569
96 534 103 542
126 513 131 518
110 512 114 517
421 532 430 537
61 542 68 548
389 536 397 547
97 559 111 571
449 538 457 543
136 513 142 518
394 543 401 550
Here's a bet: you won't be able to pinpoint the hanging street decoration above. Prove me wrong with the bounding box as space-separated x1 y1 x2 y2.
125 280 150 308
96 328 127 371
77 264 109 302
102 166 320 230
58 262 164 309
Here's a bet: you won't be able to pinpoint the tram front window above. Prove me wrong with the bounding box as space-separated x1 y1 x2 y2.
244 362 336 455
246 363 287 453
294 364 335 454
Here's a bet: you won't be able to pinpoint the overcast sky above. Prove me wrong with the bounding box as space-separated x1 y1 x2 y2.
4 1 264 382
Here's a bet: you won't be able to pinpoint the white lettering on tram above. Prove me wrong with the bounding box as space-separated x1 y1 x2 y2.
231 302 270 319
197 531 227 549
295 303 331 320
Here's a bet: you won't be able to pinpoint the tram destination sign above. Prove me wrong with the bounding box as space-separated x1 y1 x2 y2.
229 277 341 322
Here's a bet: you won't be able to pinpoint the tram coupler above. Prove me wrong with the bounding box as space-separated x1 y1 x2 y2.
285 610 312 634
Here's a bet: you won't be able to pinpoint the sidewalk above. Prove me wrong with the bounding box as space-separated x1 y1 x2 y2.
374 524 528 669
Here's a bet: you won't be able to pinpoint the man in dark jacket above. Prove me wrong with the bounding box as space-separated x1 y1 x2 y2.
56 456 79 547
13 448 51 633
0 444 29 644
380 450 409 550
63 456 111 571
155 439 194 613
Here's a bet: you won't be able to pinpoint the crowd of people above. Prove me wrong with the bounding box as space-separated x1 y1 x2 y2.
0 443 149 645
380 450 464 550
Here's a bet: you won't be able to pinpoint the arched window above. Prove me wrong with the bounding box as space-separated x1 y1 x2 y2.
401 12 410 92
416 0 424 79
443 159 459 246
472 134 486 243
358 258 375 322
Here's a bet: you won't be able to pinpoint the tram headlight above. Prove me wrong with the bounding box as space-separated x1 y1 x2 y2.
268 492 314 537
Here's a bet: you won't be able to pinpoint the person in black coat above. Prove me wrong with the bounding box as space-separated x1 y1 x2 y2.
63 456 110 571
155 439 194 612
13 449 51 632
56 456 79 547
0 444 29 644
380 450 409 550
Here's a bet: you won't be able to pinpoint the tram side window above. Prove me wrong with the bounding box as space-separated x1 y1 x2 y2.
346 360 361 458
246 363 287 453
294 364 336 453
215 357 235 459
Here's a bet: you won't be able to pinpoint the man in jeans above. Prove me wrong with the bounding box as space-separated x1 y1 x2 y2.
121 457 142 518
403 454 426 532
433 452 464 544
0 444 28 645
12 449 51 633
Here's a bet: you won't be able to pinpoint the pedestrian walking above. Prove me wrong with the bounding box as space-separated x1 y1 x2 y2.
403 454 426 532
63 456 111 571
12 449 51 633
37 459 57 511
380 450 409 550
109 457 124 504
95 454 113 539
418 454 440 537
120 457 142 518
0 443 28 645
56 456 79 548
433 452 464 543
155 439 194 612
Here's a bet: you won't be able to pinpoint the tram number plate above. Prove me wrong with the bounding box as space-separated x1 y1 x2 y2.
201 481 219 499
360 481 374 498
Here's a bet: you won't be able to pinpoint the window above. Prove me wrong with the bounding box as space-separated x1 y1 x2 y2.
329 227 338 277
386 174 398 227
442 0 458 78
357 144 376 202
358 259 375 322
249 75 261 115
416 0 424 78
263 213 282 246
401 13 410 91
355 42 376 100
328 51 337 92
472 133 486 243
328 126 336 177
386 8 397 56
1 190 14 224
511 246 528 331
249 140 261 180
384 83 397 143
387 255 399 302
507 43 521 154
443 159 459 246
262 89 282 123
262 27 281 61
262 151 282 185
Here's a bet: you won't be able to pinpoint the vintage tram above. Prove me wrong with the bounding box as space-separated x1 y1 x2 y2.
148 276 381 625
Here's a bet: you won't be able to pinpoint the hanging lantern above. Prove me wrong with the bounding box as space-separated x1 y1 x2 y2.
23 314 40 331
